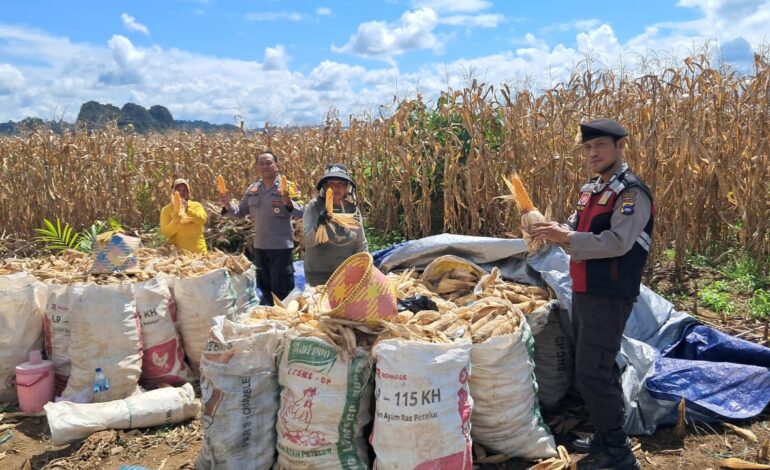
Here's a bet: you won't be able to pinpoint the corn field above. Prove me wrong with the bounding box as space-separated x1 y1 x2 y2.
1 54 769 268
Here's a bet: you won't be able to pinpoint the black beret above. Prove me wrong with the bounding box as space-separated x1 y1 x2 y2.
580 118 628 143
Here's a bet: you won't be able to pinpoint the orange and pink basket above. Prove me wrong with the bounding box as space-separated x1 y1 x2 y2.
320 252 397 325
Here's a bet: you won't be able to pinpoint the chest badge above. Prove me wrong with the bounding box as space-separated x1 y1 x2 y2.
598 191 613 206
576 191 591 211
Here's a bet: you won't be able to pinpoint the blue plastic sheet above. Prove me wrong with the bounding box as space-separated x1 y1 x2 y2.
645 324 770 420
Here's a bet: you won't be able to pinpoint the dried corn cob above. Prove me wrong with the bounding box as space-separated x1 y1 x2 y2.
172 190 182 216
216 175 227 195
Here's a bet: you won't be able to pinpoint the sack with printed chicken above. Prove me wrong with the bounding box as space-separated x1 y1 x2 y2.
135 275 192 388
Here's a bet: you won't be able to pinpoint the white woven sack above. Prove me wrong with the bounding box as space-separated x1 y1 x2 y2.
46 382 200 445
371 339 473 470
62 283 142 403
276 334 373 470
197 316 287 470
0 280 43 404
171 268 237 372
231 265 259 314
470 309 556 459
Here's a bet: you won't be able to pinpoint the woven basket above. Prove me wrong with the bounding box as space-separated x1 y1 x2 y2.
320 252 397 325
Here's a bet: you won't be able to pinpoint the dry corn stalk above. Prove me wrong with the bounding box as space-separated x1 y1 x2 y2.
216 175 228 195
498 173 547 254
674 398 687 437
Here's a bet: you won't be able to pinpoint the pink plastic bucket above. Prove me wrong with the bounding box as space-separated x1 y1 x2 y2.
15 350 54 412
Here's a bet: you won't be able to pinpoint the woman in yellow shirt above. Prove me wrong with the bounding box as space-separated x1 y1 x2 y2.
160 178 208 254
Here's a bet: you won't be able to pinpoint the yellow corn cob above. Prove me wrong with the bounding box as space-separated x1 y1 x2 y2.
216 175 227 195
325 188 333 212
281 176 287 195
502 173 536 213
172 191 181 216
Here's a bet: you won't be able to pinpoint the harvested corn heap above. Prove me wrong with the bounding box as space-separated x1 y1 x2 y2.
498 173 548 254
0 247 253 284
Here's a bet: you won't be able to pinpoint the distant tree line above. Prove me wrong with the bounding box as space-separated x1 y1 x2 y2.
0 101 238 135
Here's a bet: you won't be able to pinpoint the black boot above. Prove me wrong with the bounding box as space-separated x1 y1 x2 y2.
570 432 604 454
578 429 640 470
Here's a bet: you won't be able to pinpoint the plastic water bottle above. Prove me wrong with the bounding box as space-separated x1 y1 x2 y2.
93 367 110 394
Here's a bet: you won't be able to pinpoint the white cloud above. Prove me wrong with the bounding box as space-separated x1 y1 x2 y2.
1 1 769 126
245 12 304 22
121 13 150 36
263 45 289 71
0 63 24 94
440 13 503 28
332 8 440 62
412 0 491 13
316 7 332 16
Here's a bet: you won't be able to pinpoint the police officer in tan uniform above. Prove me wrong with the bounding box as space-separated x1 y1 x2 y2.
531 118 652 470
221 151 304 305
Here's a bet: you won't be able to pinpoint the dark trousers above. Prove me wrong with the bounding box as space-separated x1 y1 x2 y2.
251 248 295 306
572 292 634 432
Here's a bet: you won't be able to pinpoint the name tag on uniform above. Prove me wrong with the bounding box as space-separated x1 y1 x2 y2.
576 191 591 211
598 190 613 206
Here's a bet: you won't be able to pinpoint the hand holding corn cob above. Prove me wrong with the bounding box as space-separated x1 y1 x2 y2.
315 188 360 244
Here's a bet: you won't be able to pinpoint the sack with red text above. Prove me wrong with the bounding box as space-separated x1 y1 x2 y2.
135 275 192 388
196 316 287 470
371 339 473 470
40 283 73 396
276 333 373 470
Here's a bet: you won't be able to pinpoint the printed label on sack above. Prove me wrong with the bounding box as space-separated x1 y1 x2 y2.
278 338 370 470
287 339 337 373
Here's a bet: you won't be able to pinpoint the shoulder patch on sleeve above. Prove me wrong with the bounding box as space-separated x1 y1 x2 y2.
620 190 636 215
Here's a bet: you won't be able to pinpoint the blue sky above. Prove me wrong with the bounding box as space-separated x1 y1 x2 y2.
0 0 767 125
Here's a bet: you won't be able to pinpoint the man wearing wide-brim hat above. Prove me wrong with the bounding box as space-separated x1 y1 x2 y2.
302 163 367 286
531 118 652 470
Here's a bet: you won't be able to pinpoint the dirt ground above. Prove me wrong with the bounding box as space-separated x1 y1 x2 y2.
1 404 768 469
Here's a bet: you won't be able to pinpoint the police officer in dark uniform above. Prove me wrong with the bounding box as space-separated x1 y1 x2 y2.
530 118 652 470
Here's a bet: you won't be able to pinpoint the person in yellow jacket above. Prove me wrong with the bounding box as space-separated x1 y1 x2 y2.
160 178 208 254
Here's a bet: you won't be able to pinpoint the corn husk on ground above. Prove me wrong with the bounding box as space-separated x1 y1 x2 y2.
0 247 253 284
315 188 361 244
498 173 547 254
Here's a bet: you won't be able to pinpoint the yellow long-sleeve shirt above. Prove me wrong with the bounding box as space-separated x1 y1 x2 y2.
160 200 208 254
